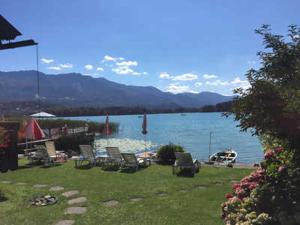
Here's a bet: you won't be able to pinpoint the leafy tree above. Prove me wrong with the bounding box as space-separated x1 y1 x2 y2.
233 25 300 151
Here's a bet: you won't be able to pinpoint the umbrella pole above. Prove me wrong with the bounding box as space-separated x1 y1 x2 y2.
144 134 147 156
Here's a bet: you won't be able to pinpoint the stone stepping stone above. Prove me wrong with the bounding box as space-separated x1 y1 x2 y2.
65 207 87 215
129 197 144 202
62 190 79 198
54 220 75 225
156 192 168 197
33 184 48 188
16 182 27 185
1 181 11 184
50 186 64 192
194 185 208 189
103 200 120 207
68 197 87 205
178 189 188 193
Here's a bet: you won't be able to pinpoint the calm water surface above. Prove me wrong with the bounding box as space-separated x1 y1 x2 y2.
66 112 263 163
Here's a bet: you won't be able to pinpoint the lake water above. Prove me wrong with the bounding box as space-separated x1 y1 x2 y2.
65 112 263 163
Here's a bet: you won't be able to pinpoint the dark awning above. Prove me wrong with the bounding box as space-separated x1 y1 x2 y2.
0 15 37 50
0 14 22 41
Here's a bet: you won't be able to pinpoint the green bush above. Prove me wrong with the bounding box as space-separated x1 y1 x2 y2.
54 133 94 156
157 144 185 165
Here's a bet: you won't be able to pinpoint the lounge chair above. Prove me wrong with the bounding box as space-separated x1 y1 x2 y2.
120 153 148 172
173 152 201 177
77 145 100 167
105 147 124 165
45 141 67 164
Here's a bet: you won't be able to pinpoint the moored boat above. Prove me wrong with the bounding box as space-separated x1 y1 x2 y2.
210 149 237 164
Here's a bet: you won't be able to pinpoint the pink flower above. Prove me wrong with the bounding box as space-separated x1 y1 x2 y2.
225 193 233 199
264 150 274 160
278 166 286 173
274 147 284 154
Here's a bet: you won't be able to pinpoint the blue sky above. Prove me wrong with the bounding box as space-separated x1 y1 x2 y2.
1 0 299 95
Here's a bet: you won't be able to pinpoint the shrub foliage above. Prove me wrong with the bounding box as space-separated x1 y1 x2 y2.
157 144 185 165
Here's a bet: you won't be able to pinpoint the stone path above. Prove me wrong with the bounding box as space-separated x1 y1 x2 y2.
50 186 65 192
65 207 87 215
54 220 75 225
62 190 79 198
1 181 12 184
103 200 120 207
129 197 144 202
16 182 27 185
33 184 48 188
68 197 87 205
156 192 168 197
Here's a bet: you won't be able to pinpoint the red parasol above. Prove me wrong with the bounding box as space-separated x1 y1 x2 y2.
24 118 45 140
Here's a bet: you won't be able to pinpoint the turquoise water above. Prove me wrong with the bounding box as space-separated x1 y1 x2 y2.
65 112 263 163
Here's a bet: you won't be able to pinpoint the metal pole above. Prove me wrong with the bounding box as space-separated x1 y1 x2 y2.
208 131 212 161
35 44 41 113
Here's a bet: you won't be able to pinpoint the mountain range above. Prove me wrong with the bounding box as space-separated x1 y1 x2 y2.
0 71 233 109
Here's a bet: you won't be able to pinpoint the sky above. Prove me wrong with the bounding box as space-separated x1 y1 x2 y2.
1 0 299 95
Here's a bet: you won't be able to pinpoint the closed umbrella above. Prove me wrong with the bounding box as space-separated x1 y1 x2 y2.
104 114 111 146
141 113 148 156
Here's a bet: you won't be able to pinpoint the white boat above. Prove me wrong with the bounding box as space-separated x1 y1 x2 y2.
210 149 237 164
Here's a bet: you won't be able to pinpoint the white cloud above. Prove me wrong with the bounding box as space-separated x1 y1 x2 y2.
159 72 172 79
203 74 218 79
231 77 250 89
103 55 146 76
84 64 93 70
159 72 198 81
60 63 73 69
96 67 104 71
41 58 54 64
194 82 203 87
173 73 198 81
112 66 135 75
47 66 61 71
166 83 198 94
205 79 230 86
116 60 138 67
102 55 124 63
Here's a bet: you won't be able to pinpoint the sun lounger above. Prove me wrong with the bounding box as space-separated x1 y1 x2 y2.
77 145 100 167
120 153 148 172
105 147 124 165
173 152 201 177
45 141 67 163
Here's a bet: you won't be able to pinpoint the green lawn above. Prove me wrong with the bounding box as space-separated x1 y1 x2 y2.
0 161 251 225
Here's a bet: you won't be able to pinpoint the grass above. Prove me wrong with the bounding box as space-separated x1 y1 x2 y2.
0 160 252 225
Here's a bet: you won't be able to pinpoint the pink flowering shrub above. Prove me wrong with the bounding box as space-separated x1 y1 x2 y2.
221 146 300 225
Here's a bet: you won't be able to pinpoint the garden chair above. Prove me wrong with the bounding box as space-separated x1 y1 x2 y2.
45 141 66 164
173 152 201 177
105 147 124 166
77 145 100 167
120 153 148 172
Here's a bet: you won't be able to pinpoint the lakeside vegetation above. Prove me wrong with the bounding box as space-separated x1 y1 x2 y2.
0 160 252 225
1 101 233 117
